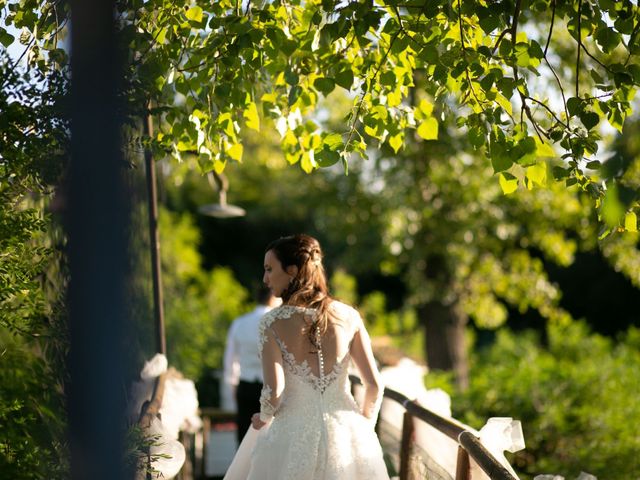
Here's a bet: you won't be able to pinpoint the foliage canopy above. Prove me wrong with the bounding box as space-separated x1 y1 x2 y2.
110 0 640 233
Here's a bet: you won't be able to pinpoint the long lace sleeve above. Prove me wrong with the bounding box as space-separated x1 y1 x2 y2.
350 312 384 422
258 326 285 423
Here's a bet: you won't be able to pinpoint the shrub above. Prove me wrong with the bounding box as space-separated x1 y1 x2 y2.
453 322 640 479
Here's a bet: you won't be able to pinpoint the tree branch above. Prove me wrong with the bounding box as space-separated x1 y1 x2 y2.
510 0 522 41
624 14 640 66
576 0 582 98
10 38 35 71
491 28 511 55
580 43 614 73
132 23 167 67
543 0 556 57
524 95 569 129
510 0 541 138
542 52 570 126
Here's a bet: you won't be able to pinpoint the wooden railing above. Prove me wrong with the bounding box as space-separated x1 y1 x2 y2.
350 375 518 480
138 372 168 428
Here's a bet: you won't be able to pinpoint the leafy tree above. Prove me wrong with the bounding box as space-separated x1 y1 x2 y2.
0 50 69 478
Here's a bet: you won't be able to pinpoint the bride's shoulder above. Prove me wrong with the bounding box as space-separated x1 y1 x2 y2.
260 304 309 326
328 300 362 324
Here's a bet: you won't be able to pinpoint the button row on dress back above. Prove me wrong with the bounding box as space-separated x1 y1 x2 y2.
315 328 324 381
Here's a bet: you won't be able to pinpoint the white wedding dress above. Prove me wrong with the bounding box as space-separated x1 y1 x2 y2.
224 301 390 480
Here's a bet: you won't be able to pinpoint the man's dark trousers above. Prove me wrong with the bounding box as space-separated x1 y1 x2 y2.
236 379 263 444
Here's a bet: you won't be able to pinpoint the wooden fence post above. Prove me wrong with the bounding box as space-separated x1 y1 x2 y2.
398 408 415 480
455 445 470 480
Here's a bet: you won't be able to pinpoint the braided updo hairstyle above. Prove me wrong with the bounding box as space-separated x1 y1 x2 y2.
265 234 332 347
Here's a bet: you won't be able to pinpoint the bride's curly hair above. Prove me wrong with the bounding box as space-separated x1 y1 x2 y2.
265 234 332 347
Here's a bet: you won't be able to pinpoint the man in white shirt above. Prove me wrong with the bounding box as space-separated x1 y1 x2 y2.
223 286 280 443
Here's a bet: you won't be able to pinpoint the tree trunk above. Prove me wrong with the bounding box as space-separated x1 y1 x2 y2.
420 301 469 390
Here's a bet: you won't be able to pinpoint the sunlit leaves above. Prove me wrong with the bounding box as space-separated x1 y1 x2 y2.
243 101 260 132
499 172 519 194
30 0 630 220
388 131 403 153
625 211 638 232
416 117 439 140
225 141 243 162
526 162 547 188
185 5 203 23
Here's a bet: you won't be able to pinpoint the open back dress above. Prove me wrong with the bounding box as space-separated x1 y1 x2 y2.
227 300 390 480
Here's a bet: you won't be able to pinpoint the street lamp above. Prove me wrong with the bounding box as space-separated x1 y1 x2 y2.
198 171 246 218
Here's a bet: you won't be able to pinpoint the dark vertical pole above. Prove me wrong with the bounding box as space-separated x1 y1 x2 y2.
67 0 129 478
398 410 415 480
144 111 166 355
455 445 471 480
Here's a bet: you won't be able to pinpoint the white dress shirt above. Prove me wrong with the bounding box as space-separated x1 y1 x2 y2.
222 305 271 411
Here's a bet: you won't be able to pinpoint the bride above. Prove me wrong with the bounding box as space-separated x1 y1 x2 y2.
224 234 390 480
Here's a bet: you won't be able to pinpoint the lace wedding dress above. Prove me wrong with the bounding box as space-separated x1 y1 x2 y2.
224 301 390 480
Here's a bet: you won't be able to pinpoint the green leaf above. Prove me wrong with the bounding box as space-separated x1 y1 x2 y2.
416 117 438 140
552 166 570 180
288 85 302 105
625 211 638 232
595 26 621 53
628 64 640 84
526 162 547 187
515 42 531 67
479 13 500 34
226 142 243 161
468 127 485 149
513 136 537 159
490 139 513 173
316 147 341 167
313 77 335 96
380 71 396 87
334 69 354 90
608 104 625 133
419 44 439 63
590 69 605 84
185 6 203 23
284 69 299 86
418 99 434 117
243 101 260 131
496 77 515 99
567 97 582 117
300 150 318 173
495 93 513 116
579 111 599 130
0 27 15 47
499 172 518 194
536 139 556 158
388 132 403 153
586 160 601 170
528 40 544 59
491 154 513 173
601 185 625 227
323 133 343 150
